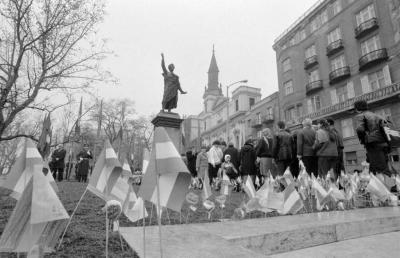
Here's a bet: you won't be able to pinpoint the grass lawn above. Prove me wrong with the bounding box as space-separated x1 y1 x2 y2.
0 180 271 258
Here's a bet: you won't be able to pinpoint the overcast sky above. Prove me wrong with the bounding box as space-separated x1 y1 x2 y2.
95 0 317 117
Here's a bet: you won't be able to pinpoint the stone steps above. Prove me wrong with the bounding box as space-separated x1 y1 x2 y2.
120 206 400 257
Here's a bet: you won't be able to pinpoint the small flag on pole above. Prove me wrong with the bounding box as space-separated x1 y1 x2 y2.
281 168 294 188
243 176 256 199
138 127 191 212
311 175 328 211
366 174 391 202
279 183 304 215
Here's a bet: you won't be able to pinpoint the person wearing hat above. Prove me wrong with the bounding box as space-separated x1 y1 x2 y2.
354 100 391 177
50 144 66 181
76 144 93 182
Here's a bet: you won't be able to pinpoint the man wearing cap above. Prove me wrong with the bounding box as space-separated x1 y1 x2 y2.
50 144 66 181
76 144 93 182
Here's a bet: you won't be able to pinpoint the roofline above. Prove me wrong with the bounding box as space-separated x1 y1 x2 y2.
273 0 328 46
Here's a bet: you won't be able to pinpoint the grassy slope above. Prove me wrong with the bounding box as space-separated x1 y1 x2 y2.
0 181 270 258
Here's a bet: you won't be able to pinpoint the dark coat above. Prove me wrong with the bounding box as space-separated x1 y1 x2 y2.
297 127 316 157
51 148 66 169
273 129 293 161
255 137 273 158
223 146 240 169
356 111 387 146
76 150 93 176
239 143 256 175
186 151 197 176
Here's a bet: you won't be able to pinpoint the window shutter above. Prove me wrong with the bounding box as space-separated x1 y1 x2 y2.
360 75 371 94
347 81 355 98
330 89 339 105
307 99 313 113
382 65 392 86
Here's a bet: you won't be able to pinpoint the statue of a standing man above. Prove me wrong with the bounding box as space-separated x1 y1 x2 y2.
161 53 187 112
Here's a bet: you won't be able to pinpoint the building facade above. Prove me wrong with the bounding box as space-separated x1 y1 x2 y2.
185 48 274 149
273 0 400 171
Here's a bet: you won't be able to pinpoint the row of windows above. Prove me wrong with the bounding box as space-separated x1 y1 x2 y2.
345 149 400 166
282 3 378 75
284 64 392 121
281 0 346 49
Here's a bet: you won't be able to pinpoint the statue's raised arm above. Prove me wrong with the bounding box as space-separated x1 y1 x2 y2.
160 53 187 113
161 53 168 74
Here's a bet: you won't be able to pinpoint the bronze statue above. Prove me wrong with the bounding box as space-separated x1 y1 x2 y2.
161 53 187 112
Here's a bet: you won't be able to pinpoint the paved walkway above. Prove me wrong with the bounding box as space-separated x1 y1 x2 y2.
120 207 400 258
269 231 400 258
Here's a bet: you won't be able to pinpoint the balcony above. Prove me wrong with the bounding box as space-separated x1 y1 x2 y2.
251 118 262 128
329 66 350 85
359 48 388 71
304 55 318 70
306 80 323 95
326 39 344 56
355 18 379 39
262 114 274 123
300 82 400 121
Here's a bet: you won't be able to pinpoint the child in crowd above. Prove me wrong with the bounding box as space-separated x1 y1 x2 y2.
218 154 241 192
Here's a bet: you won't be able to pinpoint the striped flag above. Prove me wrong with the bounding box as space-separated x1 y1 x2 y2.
279 183 304 215
396 175 400 192
311 175 328 211
243 176 256 199
281 168 294 188
0 138 57 200
327 185 346 202
87 140 123 200
0 164 68 253
138 127 191 212
366 174 391 202
122 182 148 223
202 170 212 200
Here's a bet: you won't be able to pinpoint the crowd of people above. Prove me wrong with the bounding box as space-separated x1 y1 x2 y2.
185 100 398 192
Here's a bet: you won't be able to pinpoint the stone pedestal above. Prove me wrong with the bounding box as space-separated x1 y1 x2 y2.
151 111 184 153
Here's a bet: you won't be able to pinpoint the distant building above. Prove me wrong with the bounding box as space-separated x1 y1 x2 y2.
273 0 400 171
184 48 265 149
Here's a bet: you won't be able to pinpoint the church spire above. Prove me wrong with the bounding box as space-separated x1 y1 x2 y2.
207 45 219 90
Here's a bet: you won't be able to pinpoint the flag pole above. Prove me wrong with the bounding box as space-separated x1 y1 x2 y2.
142 200 146 258
105 183 109 258
57 188 87 249
154 139 164 258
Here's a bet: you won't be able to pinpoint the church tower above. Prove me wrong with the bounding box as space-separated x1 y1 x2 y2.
203 46 223 113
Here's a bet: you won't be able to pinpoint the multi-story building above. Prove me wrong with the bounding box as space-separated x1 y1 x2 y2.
244 92 280 140
273 0 400 171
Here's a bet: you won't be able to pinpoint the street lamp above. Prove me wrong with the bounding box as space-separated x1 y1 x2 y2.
225 79 248 143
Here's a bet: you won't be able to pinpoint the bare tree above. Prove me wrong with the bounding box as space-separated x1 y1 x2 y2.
0 0 111 141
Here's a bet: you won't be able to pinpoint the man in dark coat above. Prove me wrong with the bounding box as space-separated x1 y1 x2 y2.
76 144 93 182
273 121 293 176
354 100 391 176
223 142 240 170
239 139 257 185
50 144 66 181
327 117 345 176
297 118 318 177
186 147 197 178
